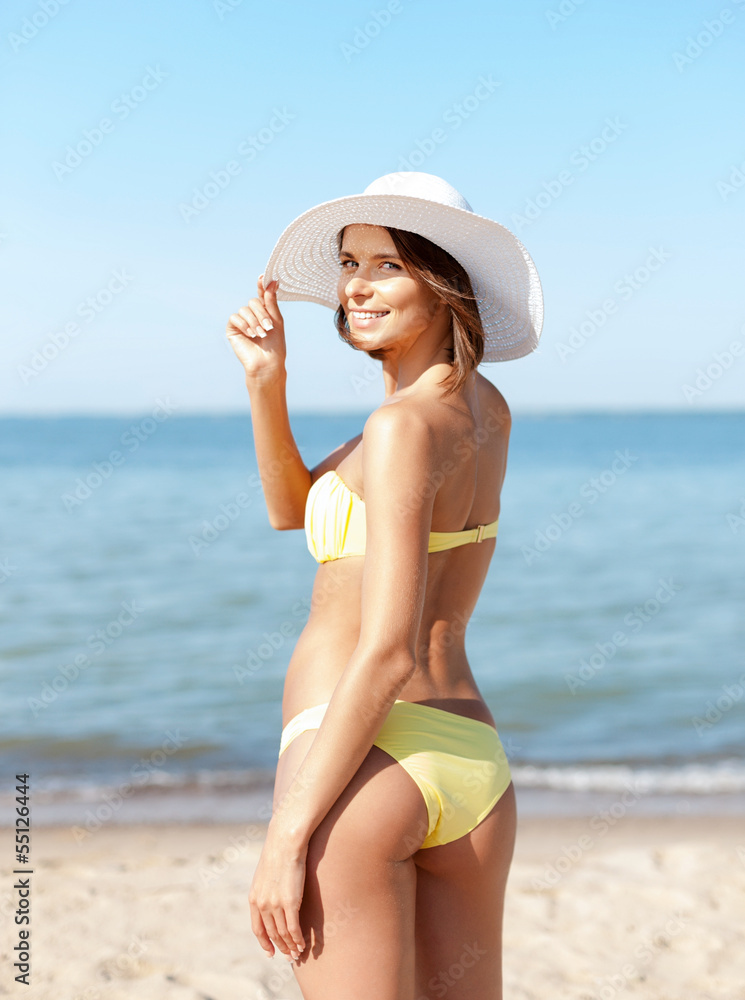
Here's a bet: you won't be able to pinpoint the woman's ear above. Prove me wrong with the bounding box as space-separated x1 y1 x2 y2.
428 296 449 319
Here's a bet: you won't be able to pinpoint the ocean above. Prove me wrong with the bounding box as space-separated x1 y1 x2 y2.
1 412 743 826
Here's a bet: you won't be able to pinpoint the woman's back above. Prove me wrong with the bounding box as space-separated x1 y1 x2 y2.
282 372 511 728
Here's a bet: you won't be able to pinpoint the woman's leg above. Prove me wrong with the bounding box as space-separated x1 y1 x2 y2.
413 782 517 1000
272 730 431 1000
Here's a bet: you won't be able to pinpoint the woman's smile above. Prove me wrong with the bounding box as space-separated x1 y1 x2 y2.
335 223 456 380
348 309 390 329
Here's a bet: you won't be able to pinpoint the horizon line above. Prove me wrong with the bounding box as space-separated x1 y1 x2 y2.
0 407 743 419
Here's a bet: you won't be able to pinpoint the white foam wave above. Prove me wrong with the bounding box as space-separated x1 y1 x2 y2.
512 759 745 794
4 761 745 803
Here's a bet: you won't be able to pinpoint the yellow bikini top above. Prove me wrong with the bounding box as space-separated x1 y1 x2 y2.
304 469 498 564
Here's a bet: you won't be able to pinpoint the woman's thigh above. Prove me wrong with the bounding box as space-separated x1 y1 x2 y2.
273 733 431 1000
412 782 517 1000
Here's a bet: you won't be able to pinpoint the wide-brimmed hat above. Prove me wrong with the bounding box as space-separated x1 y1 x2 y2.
263 171 543 363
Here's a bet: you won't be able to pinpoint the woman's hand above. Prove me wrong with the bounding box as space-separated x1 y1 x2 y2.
248 820 308 962
226 275 287 383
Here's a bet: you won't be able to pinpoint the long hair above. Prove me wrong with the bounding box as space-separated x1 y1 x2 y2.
334 227 485 396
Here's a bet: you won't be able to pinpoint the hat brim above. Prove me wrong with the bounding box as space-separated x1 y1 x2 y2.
264 193 543 363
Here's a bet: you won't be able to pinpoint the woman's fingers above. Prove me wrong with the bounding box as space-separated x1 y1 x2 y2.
252 901 301 962
249 900 275 958
227 311 264 340
247 284 282 335
226 277 282 345
249 880 305 961
259 274 282 326
238 303 267 337
269 906 299 960
245 814 307 963
261 910 286 958
231 297 270 338
285 907 306 957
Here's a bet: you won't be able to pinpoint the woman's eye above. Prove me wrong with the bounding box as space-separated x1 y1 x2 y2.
338 259 401 270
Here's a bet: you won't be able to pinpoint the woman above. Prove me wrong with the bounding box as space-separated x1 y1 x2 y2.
226 171 543 1000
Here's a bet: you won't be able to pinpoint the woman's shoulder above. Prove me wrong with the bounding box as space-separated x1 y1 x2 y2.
363 377 511 447
476 374 512 434
362 398 433 451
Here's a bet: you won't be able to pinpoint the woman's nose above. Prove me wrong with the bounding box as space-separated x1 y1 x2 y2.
343 272 373 300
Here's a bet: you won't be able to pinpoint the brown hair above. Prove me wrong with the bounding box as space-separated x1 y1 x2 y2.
334 226 485 396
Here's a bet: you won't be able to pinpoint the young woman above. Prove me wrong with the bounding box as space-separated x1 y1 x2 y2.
226 171 543 1000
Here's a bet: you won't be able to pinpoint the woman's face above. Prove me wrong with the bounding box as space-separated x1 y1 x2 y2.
336 225 448 356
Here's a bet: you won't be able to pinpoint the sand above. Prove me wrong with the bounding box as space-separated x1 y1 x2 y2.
2 814 744 999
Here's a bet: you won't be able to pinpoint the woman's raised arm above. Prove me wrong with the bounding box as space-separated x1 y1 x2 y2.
226 276 310 529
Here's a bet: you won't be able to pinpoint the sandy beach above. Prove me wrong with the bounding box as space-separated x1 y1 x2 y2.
3 812 744 1000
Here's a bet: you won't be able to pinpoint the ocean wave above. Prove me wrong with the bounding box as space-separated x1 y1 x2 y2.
4 759 745 804
511 759 745 794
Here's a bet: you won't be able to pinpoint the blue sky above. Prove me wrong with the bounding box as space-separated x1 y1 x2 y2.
2 0 743 414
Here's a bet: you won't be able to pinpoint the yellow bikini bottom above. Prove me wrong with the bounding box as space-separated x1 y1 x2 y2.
278 699 512 850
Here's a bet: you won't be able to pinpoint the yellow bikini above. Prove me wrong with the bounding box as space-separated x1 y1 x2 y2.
279 699 512 849
304 468 499 564
279 467 512 850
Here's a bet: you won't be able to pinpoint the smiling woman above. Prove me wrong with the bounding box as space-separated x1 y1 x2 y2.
334 225 485 395
225 171 543 1000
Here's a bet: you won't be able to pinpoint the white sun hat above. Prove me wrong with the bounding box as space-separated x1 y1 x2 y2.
263 171 544 363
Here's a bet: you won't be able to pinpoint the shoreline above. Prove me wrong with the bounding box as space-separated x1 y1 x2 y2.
2 814 743 999
2 782 745 831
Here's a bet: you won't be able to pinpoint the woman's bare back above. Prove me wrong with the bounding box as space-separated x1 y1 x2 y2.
282 372 511 728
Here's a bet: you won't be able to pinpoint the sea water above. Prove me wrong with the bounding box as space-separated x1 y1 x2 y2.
0 412 743 823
